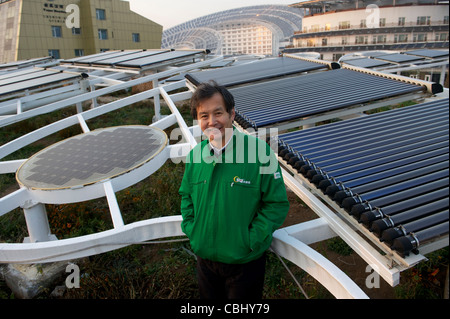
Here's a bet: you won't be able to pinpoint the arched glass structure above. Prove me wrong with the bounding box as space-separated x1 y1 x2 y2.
161 5 303 55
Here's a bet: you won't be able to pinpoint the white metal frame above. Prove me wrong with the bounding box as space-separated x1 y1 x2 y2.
0 79 192 260
0 74 370 299
272 219 369 299
1 58 446 298
340 51 449 87
0 56 223 128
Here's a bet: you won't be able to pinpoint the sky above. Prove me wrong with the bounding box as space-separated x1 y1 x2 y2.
125 0 300 30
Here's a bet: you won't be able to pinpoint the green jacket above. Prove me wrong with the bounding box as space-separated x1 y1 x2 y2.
179 129 289 264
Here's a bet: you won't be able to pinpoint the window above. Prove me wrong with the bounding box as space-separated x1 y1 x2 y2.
98 29 108 40
311 24 320 32
379 18 386 27
72 27 81 35
355 36 368 44
74 49 84 57
96 9 106 20
394 34 408 43
332 53 344 61
341 37 348 45
360 19 367 28
435 33 449 41
398 17 405 26
339 21 350 30
413 33 427 42
373 35 387 44
417 16 431 25
5 28 13 40
132 33 140 42
51 26 62 38
321 38 327 46
48 49 60 59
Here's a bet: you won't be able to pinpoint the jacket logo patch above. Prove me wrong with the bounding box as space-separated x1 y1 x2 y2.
233 176 251 185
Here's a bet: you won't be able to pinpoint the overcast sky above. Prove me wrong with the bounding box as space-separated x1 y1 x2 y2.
125 0 300 30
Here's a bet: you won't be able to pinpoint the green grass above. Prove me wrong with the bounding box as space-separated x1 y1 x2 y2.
62 243 199 299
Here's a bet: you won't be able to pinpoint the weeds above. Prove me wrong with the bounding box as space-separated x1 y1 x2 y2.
394 247 449 299
326 237 353 256
64 243 199 299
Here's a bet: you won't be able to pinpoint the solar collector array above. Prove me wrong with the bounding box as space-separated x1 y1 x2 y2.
62 49 205 69
0 69 80 97
185 57 331 87
16 126 167 190
277 99 449 257
340 58 392 68
63 50 133 64
0 70 55 86
231 68 424 129
0 68 45 82
405 49 448 58
375 53 425 63
342 49 448 69
91 50 168 65
116 50 202 68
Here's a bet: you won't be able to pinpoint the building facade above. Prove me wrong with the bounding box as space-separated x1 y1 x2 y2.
161 5 303 57
215 22 274 56
0 0 163 63
287 0 449 61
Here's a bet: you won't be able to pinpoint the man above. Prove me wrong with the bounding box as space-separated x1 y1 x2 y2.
179 81 289 299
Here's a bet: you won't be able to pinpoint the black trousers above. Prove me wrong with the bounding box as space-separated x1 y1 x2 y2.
196 253 266 299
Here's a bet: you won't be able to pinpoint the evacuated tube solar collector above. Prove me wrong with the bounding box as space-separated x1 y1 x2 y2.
276 99 449 258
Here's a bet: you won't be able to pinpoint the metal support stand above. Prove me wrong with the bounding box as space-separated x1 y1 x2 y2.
22 200 57 243
153 79 161 122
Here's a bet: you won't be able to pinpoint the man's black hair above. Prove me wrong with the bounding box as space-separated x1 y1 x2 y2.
190 81 235 120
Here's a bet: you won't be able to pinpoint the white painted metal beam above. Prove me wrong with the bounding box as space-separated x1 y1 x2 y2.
0 188 29 217
160 82 197 148
272 226 369 299
0 216 184 264
0 159 26 174
103 181 125 228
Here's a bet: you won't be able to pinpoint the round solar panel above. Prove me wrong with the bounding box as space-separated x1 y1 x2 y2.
16 126 167 190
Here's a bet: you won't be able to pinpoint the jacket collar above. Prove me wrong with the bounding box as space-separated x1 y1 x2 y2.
203 127 245 164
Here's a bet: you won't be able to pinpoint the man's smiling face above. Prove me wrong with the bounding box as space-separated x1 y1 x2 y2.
196 92 235 148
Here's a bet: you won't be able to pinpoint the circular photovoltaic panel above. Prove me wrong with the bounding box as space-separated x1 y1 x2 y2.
16 126 168 190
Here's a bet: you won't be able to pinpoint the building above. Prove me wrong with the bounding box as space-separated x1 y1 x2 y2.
286 0 449 61
214 22 275 56
161 5 303 56
0 0 163 63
